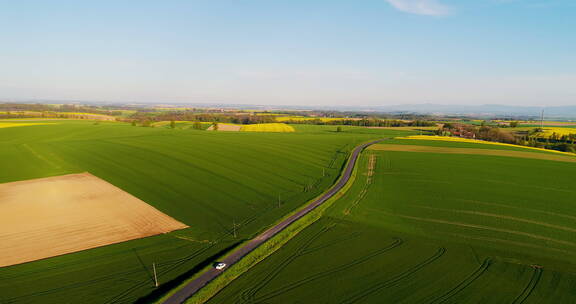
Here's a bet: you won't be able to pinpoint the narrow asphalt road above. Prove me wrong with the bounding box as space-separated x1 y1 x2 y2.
162 139 383 304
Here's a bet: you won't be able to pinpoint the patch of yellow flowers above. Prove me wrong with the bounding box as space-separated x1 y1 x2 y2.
240 123 295 132
0 122 55 129
396 135 575 156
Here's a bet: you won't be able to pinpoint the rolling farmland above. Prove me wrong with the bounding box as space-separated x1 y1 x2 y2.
207 137 576 303
0 173 187 267
0 120 411 304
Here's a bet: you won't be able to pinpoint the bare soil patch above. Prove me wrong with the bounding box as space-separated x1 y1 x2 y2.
369 144 576 163
0 173 188 267
207 124 241 131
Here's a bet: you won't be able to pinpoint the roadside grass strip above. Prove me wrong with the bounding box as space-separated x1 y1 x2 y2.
158 141 365 304
369 144 576 163
0 122 414 304
396 135 576 156
182 161 359 304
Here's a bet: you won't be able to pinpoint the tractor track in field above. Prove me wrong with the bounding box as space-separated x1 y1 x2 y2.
247 238 404 303
105 211 266 304
1 241 213 304
299 231 361 256
385 212 576 249
428 258 492 304
104 198 277 304
237 225 334 303
161 139 384 304
343 153 376 216
104 245 217 304
414 205 576 234
339 247 447 304
512 266 543 304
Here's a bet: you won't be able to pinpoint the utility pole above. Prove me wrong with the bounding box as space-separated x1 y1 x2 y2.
541 108 545 130
233 219 237 238
153 262 158 288
322 168 325 177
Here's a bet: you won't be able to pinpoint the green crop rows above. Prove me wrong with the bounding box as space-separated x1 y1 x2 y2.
0 120 411 303
207 139 576 303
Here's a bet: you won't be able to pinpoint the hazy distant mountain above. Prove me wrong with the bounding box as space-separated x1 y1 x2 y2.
344 104 576 119
3 99 576 119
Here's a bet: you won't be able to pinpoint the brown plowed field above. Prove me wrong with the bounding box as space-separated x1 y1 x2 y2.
0 173 188 267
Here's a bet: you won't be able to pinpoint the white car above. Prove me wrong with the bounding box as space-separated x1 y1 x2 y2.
214 262 227 270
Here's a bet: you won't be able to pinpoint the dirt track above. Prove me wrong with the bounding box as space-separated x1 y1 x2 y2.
162 139 383 304
0 173 188 267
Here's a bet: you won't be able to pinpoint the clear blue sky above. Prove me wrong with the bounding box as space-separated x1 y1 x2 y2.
0 0 574 106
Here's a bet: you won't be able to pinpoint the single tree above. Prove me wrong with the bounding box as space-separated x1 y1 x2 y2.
213 122 219 131
170 120 176 129
336 126 342 132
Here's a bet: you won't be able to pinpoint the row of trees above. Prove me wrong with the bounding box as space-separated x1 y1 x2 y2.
0 103 123 116
439 123 576 153
283 118 436 127
131 120 206 130
127 112 277 124
126 111 439 128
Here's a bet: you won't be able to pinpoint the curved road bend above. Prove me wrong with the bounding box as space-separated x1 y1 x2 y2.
163 139 383 304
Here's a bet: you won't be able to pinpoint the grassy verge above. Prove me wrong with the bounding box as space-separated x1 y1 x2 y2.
155 141 366 304
184 156 360 304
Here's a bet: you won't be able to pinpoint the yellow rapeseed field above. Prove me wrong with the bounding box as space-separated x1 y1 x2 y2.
396 135 575 156
538 127 576 137
276 116 353 122
240 123 295 132
0 122 55 129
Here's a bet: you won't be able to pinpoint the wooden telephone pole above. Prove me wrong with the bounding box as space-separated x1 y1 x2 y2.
153 262 158 288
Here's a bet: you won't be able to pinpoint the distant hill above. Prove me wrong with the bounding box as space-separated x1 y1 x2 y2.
326 104 576 119
3 99 576 119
